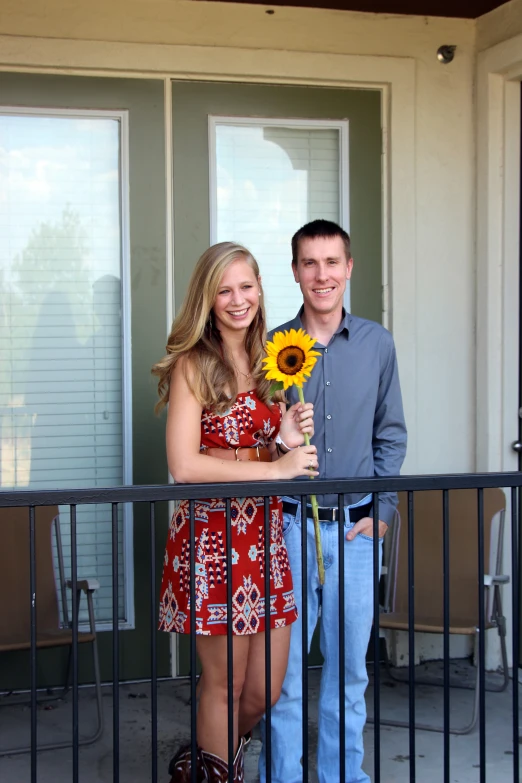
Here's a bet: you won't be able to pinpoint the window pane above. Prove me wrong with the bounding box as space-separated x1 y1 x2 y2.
0 112 127 624
214 122 344 329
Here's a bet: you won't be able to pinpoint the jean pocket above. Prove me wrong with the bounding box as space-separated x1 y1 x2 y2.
345 520 385 543
359 533 385 544
282 512 296 537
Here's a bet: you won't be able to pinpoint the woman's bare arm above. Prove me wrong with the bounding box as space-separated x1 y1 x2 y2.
166 358 318 484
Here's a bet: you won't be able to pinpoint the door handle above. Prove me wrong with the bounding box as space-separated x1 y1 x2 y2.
512 440 522 453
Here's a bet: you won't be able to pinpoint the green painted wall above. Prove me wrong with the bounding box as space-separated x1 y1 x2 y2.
171 80 382 674
0 73 171 688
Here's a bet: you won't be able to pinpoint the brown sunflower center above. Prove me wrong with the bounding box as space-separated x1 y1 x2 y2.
276 345 306 376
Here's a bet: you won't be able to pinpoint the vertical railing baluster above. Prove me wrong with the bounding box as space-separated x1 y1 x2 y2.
407 490 415 783
511 487 520 783
150 502 158 783
112 502 120 783
226 497 233 783
264 497 272 783
338 494 345 783
442 489 450 783
301 495 309 783
477 488 486 783
29 506 37 783
372 493 381 783
189 499 197 783
71 504 79 783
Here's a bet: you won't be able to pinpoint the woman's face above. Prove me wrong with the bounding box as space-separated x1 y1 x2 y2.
212 258 261 336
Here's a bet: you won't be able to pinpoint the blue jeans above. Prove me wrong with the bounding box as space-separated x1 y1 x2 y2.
259 496 382 783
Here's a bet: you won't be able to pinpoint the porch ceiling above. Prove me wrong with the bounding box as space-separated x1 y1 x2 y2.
198 0 509 20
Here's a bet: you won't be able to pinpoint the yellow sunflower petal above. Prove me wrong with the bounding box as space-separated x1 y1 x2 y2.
262 328 321 388
274 331 286 349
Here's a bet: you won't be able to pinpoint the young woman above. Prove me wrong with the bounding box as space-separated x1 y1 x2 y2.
152 242 318 783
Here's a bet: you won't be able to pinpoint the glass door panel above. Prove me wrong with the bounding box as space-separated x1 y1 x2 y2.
211 118 349 329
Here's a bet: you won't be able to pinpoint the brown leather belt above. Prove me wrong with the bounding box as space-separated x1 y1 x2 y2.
204 445 272 463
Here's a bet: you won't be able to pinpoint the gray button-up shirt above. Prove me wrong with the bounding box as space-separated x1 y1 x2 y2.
270 308 407 525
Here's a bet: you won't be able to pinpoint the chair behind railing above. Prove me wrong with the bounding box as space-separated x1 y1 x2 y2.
379 488 508 734
0 505 104 754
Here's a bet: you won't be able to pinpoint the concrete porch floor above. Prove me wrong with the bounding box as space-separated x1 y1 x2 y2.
0 662 520 782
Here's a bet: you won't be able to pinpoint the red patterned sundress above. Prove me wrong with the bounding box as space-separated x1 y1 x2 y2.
158 390 298 636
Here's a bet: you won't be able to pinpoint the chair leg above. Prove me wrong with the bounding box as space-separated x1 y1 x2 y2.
85 630 104 745
488 594 510 693
499 620 510 692
367 637 482 735
0 594 104 756
368 665 480 735
0 639 104 756
78 590 104 746
62 646 72 697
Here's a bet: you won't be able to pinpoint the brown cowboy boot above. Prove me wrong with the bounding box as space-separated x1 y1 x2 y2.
200 737 245 783
168 743 208 782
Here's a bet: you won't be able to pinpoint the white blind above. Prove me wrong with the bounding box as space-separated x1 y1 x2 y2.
0 111 129 625
213 121 346 330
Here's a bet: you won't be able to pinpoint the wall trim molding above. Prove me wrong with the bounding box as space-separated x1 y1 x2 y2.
476 33 522 473
476 32 522 669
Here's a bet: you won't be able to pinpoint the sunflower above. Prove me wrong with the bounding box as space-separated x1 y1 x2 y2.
263 328 321 390
262 326 325 584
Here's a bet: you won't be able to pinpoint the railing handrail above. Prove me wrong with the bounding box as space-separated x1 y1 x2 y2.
1 471 522 506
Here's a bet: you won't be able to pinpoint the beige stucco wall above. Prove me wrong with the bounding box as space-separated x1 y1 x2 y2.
477 0 522 51
0 1 478 476
0 0 470 55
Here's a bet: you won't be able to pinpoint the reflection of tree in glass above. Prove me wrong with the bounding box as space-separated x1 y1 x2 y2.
28 290 83 487
0 265 24 486
12 205 91 313
1 205 93 487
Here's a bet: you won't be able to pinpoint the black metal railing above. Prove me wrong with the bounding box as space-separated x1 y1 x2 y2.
0 472 521 783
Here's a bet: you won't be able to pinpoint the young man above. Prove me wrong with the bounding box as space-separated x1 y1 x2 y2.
259 219 407 783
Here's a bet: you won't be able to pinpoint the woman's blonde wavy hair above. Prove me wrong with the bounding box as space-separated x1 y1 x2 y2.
152 242 274 415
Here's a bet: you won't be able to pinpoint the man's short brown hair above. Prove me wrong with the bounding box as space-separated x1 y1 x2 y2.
291 219 351 265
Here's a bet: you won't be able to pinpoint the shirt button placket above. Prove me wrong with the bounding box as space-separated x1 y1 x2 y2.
324 348 332 457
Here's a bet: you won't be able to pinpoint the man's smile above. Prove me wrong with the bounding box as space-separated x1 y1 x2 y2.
312 287 335 295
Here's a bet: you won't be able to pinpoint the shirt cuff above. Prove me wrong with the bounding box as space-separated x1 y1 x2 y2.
370 503 395 527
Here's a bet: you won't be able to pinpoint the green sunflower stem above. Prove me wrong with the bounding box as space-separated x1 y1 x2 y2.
297 386 325 586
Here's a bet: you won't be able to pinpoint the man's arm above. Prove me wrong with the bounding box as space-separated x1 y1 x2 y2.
371 330 407 526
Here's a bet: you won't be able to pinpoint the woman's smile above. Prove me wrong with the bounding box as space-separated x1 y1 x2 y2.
213 258 260 333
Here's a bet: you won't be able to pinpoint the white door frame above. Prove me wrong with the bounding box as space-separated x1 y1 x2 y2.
476 33 522 668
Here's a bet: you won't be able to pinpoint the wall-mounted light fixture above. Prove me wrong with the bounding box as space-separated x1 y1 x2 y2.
437 45 456 64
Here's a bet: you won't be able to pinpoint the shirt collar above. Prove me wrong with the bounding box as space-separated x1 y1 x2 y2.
293 306 351 340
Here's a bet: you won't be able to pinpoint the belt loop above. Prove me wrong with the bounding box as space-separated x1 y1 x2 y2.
256 445 260 461
235 447 241 461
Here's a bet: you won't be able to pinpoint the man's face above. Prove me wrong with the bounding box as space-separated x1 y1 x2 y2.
292 235 353 317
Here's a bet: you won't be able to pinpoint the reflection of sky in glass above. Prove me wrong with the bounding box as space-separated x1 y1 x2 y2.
0 113 123 494
0 115 120 283
215 124 340 330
